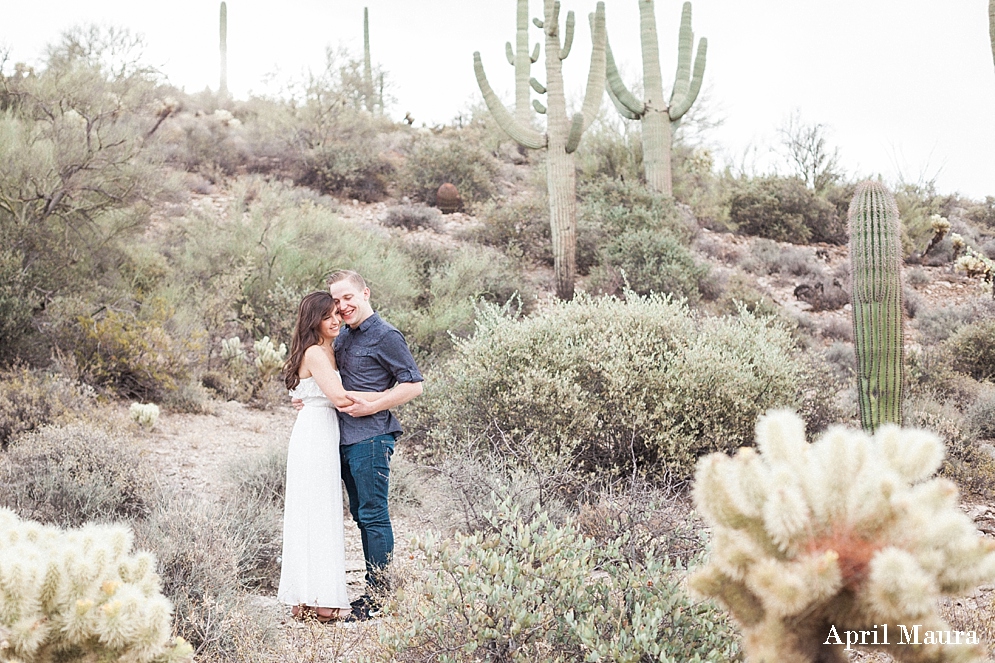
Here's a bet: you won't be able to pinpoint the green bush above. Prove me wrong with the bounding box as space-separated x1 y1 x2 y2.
0 366 93 448
378 497 739 662
728 175 839 244
421 294 804 480
588 228 709 302
0 249 40 363
0 422 154 527
966 386 995 439
64 302 199 401
465 193 552 264
580 177 696 243
400 137 500 208
945 319 995 382
394 243 535 361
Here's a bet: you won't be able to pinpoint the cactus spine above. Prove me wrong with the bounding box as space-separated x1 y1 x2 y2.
604 1 706 195
691 410 995 663
475 0 607 300
849 181 904 432
219 2 228 98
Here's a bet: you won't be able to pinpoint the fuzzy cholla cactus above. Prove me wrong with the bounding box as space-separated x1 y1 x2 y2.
220 336 245 362
690 410 995 663
0 509 192 662
253 336 287 380
129 402 160 430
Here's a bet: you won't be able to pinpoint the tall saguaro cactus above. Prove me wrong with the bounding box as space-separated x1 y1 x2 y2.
475 0 607 300
989 0 995 71
506 0 542 124
363 7 376 113
849 181 904 432
219 2 228 98
604 1 706 194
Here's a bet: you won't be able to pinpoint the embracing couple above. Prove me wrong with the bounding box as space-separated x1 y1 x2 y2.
276 269 423 623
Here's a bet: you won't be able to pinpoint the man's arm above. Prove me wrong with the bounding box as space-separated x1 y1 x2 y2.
338 381 423 418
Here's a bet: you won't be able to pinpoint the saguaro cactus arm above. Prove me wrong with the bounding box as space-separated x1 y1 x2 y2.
473 52 546 149
564 3 607 154
668 2 707 121
604 38 646 117
559 11 576 59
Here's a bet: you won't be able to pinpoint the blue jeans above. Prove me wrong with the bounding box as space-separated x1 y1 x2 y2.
340 434 394 591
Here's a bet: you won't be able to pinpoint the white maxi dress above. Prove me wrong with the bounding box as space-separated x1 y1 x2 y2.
277 376 350 609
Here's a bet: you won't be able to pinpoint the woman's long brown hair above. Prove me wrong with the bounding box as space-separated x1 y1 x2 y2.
284 291 336 391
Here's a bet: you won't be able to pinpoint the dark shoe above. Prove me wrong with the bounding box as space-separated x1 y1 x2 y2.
350 594 382 615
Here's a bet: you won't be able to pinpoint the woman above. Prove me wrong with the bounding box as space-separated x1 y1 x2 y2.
278 291 382 622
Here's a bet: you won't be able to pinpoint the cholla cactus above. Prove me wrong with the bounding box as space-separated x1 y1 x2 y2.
0 509 192 663
954 247 995 298
130 402 160 430
921 214 951 259
220 336 245 363
253 336 287 379
951 233 966 259
690 410 995 663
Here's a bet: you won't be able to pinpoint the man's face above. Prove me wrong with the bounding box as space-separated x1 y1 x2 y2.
329 280 373 328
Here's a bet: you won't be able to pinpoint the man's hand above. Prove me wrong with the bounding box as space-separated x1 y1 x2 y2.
291 397 304 411
337 394 377 418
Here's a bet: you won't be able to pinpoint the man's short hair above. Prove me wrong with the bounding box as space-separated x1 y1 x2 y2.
326 270 367 291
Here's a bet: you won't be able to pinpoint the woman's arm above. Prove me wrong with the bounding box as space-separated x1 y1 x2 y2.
302 346 353 408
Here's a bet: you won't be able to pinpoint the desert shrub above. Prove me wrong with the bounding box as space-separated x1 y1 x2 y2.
378 497 739 662
467 192 602 275
171 178 419 346
226 443 287 507
728 175 838 244
383 204 442 231
906 391 995 500
0 28 177 359
906 266 930 287
796 349 854 433
299 142 394 202
945 319 995 381
421 294 804 480
811 317 850 345
401 137 500 208
574 114 642 184
707 271 782 319
162 109 252 177
0 366 93 448
824 340 857 381
394 244 535 361
913 301 984 343
966 386 995 439
133 493 278 662
0 422 154 527
588 229 710 302
62 302 199 401
965 196 995 229
903 283 923 318
580 177 696 243
894 176 951 258
0 248 39 362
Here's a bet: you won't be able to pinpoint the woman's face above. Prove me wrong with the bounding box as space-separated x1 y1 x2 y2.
317 308 342 342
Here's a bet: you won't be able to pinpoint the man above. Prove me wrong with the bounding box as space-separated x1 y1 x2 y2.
300 269 423 620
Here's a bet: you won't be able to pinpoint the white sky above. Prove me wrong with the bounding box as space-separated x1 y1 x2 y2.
4 1 994 199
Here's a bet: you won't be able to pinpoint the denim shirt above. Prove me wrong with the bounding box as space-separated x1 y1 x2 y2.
334 313 423 445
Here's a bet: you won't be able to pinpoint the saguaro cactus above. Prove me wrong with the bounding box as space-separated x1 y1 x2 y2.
691 410 995 663
849 180 904 432
506 0 542 124
363 7 376 113
989 0 995 71
475 0 607 300
604 1 706 194
219 2 228 98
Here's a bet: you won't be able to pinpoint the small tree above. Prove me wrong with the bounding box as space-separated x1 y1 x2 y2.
777 110 842 193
